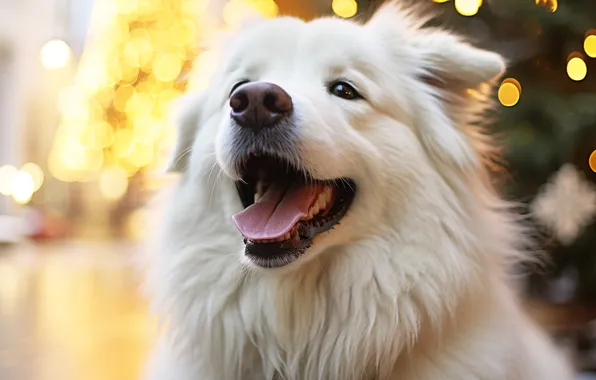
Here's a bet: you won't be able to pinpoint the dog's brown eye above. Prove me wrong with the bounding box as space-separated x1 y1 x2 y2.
230 80 250 96
329 81 361 100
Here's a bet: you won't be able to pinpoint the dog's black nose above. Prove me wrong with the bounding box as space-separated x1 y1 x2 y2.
229 82 293 131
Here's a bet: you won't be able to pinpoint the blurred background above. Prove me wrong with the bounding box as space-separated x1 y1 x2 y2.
0 0 595 379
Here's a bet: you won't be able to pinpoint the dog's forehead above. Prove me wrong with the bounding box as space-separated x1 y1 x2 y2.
225 17 376 75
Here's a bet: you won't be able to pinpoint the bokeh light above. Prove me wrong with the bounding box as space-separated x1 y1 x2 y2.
153 53 183 83
455 0 482 16
590 150 596 173
536 0 558 13
99 168 129 200
21 163 45 192
0 165 18 196
567 55 588 81
584 32 596 58
332 0 358 19
11 171 35 205
498 78 522 107
40 39 72 69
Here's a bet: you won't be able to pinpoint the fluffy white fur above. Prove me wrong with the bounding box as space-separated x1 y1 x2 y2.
143 3 574 379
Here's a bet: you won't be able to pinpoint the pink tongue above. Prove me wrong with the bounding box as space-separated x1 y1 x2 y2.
233 183 323 240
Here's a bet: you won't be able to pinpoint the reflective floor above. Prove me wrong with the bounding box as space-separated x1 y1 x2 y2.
0 241 594 380
0 241 157 380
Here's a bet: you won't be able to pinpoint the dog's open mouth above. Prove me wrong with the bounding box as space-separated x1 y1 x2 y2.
233 154 356 268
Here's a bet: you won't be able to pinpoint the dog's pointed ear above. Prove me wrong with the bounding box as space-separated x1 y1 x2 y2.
165 91 205 173
367 1 506 87
411 30 506 87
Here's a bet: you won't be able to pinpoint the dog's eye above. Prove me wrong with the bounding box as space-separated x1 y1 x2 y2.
230 80 250 96
328 81 361 100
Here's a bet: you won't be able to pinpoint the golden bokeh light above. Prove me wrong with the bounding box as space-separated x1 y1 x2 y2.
99 168 129 200
113 129 134 158
332 0 358 18
590 150 596 173
0 165 18 196
170 20 197 47
433 0 450 2
567 55 588 81
11 171 35 205
49 0 210 183
129 143 154 168
40 39 72 69
536 0 557 13
152 53 183 83
254 0 279 18
455 0 482 16
585 32 596 58
498 78 522 107
114 85 137 113
21 163 45 192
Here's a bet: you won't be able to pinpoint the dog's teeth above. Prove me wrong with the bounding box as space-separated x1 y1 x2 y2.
324 187 332 202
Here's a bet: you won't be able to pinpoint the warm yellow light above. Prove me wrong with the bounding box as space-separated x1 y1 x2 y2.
99 168 129 200
119 61 140 84
114 85 137 113
21 163 44 192
113 129 134 158
584 33 596 58
133 118 161 144
254 0 279 18
567 56 588 81
51 0 201 182
125 92 154 119
153 53 183 82
433 0 450 2
40 39 71 69
129 143 154 168
126 207 148 240
0 165 18 196
60 140 88 171
118 0 139 14
536 0 557 13
332 0 358 18
170 19 197 47
82 149 104 172
223 0 254 26
123 30 154 67
590 150 596 173
455 0 482 16
498 78 521 107
78 122 114 149
11 171 35 205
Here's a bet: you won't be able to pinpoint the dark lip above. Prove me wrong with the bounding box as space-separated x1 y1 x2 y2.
235 154 356 269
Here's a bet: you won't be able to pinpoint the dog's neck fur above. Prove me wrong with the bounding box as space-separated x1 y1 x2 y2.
147 161 519 380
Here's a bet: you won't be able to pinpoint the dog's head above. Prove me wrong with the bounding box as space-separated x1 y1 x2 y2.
167 2 506 271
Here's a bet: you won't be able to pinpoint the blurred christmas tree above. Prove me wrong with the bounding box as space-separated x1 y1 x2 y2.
49 0 280 238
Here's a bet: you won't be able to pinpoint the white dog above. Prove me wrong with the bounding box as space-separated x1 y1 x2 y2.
143 2 574 379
